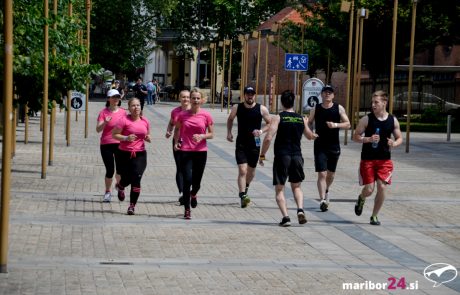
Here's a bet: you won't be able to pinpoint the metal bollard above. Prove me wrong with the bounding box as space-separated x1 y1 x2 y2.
447 115 451 142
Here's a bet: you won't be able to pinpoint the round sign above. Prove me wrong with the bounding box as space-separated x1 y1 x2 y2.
302 78 324 111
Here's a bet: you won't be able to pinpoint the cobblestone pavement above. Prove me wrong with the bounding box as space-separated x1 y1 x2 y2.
1 100 459 295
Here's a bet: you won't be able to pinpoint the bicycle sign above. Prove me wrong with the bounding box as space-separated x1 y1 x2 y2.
284 53 308 71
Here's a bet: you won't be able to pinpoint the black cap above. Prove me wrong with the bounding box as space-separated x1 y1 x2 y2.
321 85 334 93
244 86 256 94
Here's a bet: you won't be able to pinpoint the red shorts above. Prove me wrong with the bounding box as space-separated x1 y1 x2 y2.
359 159 393 185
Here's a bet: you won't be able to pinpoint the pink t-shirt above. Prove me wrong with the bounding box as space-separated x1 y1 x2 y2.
177 109 213 152
115 115 150 152
170 106 184 125
97 107 127 145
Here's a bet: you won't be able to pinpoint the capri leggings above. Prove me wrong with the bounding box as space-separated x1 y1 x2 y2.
179 151 207 210
100 143 120 178
117 150 147 205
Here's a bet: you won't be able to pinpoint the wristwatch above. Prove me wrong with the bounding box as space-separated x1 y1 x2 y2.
259 154 266 160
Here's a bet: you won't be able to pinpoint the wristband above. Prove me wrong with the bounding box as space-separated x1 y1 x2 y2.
334 122 338 128
124 135 128 141
259 154 266 160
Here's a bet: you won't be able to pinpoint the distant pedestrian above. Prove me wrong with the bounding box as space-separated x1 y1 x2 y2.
165 90 191 204
352 90 403 225
259 90 317 226
173 89 214 219
112 97 151 215
113 80 125 100
133 77 147 110
96 89 125 202
307 85 350 212
226 86 271 208
146 80 154 105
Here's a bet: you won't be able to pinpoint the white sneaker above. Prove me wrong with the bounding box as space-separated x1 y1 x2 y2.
103 192 112 203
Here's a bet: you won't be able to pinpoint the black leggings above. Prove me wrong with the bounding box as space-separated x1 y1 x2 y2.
179 151 207 210
100 143 120 178
172 140 183 194
117 150 147 205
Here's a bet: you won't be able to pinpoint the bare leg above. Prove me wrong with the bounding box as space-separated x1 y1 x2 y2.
291 182 303 209
325 171 335 195
275 185 288 217
237 164 248 193
317 171 327 199
372 179 387 216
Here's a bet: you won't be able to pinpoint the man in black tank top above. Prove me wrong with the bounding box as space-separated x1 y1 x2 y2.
352 90 403 225
307 85 350 212
259 90 317 227
227 86 271 208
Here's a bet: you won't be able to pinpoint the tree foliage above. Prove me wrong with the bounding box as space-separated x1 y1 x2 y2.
1 0 97 113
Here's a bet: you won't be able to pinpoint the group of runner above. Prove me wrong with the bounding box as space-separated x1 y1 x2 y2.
96 83 402 226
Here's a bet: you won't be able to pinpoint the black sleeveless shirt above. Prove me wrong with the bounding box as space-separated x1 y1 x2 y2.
313 102 341 148
361 113 395 160
236 103 262 147
274 111 305 156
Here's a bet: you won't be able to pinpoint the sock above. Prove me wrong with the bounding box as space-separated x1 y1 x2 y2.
239 192 246 198
297 208 304 213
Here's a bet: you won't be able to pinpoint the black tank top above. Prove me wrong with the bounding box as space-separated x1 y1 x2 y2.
313 103 340 148
361 113 395 160
274 111 304 156
236 103 262 146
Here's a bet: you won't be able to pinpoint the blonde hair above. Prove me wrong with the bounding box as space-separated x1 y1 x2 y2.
190 88 208 104
372 90 388 102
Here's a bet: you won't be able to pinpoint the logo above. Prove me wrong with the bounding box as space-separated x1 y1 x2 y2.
424 263 458 287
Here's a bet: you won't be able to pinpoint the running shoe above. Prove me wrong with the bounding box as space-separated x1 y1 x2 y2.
370 216 381 225
354 194 365 216
184 209 191 220
319 199 329 212
297 210 307 224
127 203 135 215
191 195 198 208
116 184 125 202
103 192 112 203
279 216 291 227
240 195 250 208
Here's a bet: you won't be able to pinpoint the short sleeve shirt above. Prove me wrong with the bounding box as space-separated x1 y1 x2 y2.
115 115 150 152
177 109 214 152
97 107 126 145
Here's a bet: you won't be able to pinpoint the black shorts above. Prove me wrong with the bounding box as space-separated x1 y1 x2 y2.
314 146 341 172
235 144 260 168
273 154 305 185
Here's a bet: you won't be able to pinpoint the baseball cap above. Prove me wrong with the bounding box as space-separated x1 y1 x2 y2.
114 80 120 83
107 89 121 98
244 86 256 94
321 85 334 93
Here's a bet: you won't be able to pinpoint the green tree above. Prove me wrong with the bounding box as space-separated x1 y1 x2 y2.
0 0 96 114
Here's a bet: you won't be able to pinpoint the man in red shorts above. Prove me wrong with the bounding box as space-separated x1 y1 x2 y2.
352 90 403 225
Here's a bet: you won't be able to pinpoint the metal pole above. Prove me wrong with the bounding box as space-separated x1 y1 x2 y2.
220 40 226 112
49 0 58 166
344 0 354 145
42 0 50 179
447 115 452 141
85 0 91 139
227 39 233 113
1 0 14 274
263 36 269 106
351 9 360 136
406 0 417 153
389 0 398 114
255 31 261 99
66 3 72 146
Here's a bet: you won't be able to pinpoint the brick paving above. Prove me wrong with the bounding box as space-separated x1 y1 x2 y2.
0 99 459 294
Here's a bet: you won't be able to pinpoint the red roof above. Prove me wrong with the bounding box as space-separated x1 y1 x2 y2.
257 7 307 31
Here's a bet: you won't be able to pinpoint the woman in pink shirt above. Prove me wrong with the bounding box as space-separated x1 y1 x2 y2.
173 89 214 219
96 89 126 202
112 97 151 215
165 90 191 204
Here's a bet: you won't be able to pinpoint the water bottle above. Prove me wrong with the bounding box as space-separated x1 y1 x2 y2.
372 128 380 149
254 135 261 147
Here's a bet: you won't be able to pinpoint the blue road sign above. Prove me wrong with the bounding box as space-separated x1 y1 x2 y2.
284 53 309 71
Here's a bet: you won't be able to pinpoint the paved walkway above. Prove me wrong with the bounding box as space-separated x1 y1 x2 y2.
1 100 459 294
